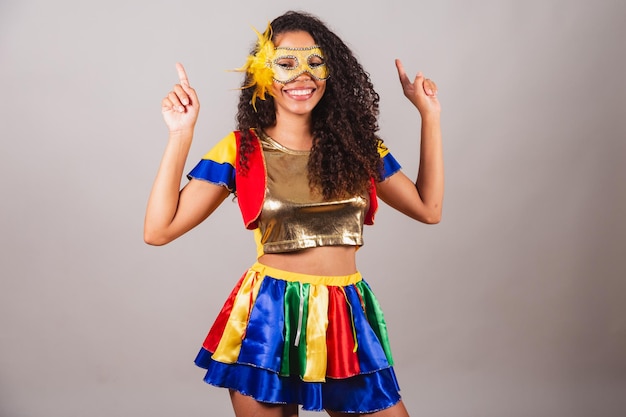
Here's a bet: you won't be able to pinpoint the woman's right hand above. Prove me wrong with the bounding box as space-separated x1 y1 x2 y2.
161 62 200 133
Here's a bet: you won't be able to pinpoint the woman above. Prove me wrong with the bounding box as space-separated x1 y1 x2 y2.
145 10 443 417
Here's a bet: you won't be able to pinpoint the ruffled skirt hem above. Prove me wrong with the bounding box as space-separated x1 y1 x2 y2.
194 262 402 413
195 348 401 412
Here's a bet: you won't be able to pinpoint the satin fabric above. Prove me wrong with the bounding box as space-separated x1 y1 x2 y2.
186 132 237 191
196 349 401 412
194 263 400 413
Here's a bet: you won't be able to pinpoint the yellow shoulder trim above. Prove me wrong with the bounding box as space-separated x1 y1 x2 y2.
376 138 390 157
202 132 237 165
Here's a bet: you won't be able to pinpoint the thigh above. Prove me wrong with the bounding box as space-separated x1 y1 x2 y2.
326 400 409 417
229 390 299 417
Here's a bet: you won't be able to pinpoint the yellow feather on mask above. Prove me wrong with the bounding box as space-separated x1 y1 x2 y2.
236 23 275 111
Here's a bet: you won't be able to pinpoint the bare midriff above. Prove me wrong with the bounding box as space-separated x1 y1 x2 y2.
258 245 357 276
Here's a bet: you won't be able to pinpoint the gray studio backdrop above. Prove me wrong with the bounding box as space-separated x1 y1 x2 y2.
1 1 625 416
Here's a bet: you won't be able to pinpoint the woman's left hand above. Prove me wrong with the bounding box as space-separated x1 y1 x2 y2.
395 59 441 117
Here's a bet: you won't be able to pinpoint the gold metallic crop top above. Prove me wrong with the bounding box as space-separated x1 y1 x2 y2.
257 132 369 253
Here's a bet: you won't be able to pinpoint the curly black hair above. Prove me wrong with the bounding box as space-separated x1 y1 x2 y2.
236 10 383 199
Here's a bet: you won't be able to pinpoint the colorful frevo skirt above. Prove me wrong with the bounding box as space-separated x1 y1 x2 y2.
194 262 401 413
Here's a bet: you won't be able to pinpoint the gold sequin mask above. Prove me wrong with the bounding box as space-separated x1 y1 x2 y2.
271 46 330 84
236 24 330 109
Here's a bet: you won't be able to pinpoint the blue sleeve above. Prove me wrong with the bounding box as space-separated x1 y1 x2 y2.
186 132 237 192
377 140 401 180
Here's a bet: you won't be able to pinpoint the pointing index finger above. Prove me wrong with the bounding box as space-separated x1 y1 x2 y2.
176 62 190 87
395 59 412 87
395 59 406 78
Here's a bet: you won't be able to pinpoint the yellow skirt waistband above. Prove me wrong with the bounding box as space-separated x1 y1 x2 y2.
250 262 362 286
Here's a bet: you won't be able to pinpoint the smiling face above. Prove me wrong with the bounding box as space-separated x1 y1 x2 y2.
270 31 327 118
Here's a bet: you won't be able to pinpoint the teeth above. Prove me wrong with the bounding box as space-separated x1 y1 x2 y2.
288 89 313 96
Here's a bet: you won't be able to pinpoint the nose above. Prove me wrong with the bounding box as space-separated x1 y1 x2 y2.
294 71 313 81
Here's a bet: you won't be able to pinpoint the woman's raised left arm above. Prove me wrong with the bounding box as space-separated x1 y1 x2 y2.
376 59 444 224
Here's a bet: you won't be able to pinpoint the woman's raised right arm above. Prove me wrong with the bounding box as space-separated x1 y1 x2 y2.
144 63 229 246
